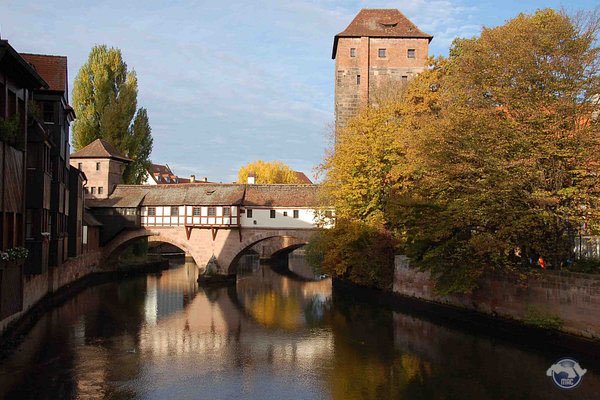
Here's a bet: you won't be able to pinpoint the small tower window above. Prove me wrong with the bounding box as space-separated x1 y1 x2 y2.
98 187 103 195
77 162 82 170
350 48 356 57
90 187 96 194
402 75 408 84
96 162 100 171
378 48 386 58
357 75 361 85
407 49 416 58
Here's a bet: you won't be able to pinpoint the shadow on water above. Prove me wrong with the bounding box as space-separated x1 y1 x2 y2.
0 253 597 399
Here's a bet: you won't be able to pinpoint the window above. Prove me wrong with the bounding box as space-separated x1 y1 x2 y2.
350 48 356 57
293 210 299 219
357 75 361 85
148 207 156 216
78 162 82 170
247 209 253 218
193 207 201 216
98 187 103 195
208 207 216 217
223 208 231 217
42 102 54 123
270 210 276 219
84 187 89 194
171 207 179 217
283 211 288 217
96 162 100 171
402 75 408 84
378 48 386 58
90 187 96 194
407 49 416 58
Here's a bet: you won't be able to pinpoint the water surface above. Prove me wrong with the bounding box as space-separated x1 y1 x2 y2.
0 254 597 399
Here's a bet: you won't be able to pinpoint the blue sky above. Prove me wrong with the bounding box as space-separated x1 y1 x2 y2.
1 0 597 182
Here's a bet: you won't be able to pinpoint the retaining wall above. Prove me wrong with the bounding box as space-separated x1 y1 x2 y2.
0 252 101 333
393 256 600 339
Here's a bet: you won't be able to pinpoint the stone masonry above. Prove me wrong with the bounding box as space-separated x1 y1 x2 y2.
333 9 432 133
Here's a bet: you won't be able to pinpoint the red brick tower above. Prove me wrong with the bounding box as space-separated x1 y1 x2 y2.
332 9 433 132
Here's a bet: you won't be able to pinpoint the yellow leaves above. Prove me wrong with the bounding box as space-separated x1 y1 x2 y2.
237 160 302 184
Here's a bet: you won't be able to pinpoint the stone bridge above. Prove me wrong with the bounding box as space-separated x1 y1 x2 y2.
102 226 314 275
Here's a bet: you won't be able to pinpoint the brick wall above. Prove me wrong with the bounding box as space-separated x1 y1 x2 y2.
393 256 600 338
334 37 429 130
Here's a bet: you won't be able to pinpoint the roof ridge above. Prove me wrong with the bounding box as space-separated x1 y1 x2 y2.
20 52 67 59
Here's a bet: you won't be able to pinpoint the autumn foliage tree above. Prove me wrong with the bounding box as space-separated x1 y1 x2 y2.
311 9 599 293
238 160 303 184
72 45 153 184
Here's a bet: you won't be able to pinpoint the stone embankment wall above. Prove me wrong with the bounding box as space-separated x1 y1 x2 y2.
393 256 600 339
0 252 101 333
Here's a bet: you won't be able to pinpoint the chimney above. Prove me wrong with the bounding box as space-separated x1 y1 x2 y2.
247 172 256 185
190 175 196 183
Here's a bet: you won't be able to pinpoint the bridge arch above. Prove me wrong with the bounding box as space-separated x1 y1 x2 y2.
102 228 197 265
225 230 313 274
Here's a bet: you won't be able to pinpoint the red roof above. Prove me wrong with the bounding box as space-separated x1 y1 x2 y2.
332 9 433 58
70 139 132 162
294 171 313 184
20 53 68 94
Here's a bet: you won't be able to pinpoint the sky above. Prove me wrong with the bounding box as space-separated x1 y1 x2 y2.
1 0 597 182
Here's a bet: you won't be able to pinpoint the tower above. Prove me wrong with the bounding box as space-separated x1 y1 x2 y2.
332 9 433 133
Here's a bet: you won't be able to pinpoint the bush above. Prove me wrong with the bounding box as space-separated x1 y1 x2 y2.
305 220 396 290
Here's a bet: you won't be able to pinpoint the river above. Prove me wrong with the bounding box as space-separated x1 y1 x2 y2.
0 253 597 399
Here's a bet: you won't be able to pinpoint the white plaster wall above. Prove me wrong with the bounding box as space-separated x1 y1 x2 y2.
240 208 318 229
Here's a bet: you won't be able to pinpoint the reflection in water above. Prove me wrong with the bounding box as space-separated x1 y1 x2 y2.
0 256 597 399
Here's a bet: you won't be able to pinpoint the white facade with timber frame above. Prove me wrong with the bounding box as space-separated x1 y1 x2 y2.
88 184 330 243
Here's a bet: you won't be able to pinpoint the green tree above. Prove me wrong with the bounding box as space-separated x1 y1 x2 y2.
238 160 303 184
72 45 153 184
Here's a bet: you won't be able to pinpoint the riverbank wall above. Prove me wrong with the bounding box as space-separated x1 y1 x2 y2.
0 252 102 333
0 253 169 336
393 255 600 339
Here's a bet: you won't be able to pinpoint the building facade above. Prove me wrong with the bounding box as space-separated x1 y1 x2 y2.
332 9 432 132
70 138 131 199
21 52 79 270
0 40 48 320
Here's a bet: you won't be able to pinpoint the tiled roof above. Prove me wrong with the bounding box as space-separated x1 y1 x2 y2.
86 185 148 208
70 139 132 162
332 9 433 58
0 40 48 89
87 184 323 208
20 53 68 93
244 185 320 207
294 171 313 184
141 184 246 206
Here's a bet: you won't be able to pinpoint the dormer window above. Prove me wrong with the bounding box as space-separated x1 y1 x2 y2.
378 48 386 58
350 48 356 57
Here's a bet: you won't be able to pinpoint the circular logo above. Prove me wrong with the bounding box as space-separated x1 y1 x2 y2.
546 358 587 389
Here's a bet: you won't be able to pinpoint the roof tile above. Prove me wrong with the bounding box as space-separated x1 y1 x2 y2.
70 139 132 162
